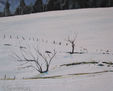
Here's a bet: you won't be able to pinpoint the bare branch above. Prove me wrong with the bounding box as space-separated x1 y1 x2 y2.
48 50 56 65
20 65 40 72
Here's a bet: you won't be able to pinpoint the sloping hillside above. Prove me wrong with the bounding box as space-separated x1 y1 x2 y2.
0 8 113 91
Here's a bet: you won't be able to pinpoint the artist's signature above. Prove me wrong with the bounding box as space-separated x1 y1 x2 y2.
3 86 31 91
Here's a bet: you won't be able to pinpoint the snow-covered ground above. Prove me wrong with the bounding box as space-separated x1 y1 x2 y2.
0 7 113 91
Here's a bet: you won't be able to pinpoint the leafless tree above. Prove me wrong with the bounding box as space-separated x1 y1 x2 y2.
15 48 56 73
67 33 77 54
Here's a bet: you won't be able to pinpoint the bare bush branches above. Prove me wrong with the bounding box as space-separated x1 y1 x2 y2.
66 33 78 54
15 48 56 73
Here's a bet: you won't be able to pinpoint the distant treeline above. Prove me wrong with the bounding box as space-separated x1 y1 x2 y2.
0 0 113 17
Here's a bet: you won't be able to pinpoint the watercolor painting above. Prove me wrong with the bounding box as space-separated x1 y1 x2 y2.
0 0 113 91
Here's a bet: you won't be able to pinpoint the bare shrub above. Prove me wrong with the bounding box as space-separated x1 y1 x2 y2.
66 33 78 54
15 48 56 73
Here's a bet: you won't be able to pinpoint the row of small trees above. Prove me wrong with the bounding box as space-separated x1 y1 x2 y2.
1 0 113 17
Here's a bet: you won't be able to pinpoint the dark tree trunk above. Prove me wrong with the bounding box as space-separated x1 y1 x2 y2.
71 42 75 54
39 65 49 73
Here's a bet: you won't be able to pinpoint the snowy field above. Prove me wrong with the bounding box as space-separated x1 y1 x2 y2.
0 7 113 91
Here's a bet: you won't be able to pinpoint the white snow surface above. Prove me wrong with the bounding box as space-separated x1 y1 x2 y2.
0 8 113 91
